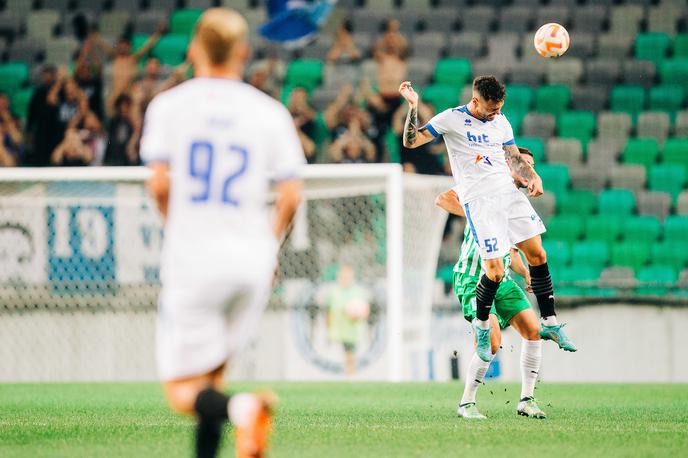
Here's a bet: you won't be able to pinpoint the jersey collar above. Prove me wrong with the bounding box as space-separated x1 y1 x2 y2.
455 104 488 123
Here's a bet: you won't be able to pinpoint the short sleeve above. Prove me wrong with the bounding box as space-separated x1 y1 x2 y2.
501 115 515 146
269 105 306 181
422 109 453 138
139 96 171 164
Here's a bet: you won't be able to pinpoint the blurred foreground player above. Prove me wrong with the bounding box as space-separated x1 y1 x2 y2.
141 8 304 458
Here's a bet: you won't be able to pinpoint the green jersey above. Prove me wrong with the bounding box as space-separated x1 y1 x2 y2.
453 227 511 281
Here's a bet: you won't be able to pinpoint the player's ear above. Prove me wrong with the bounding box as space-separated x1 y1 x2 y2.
235 41 251 65
187 39 200 66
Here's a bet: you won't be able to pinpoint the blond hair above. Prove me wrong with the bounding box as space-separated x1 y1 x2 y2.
194 8 248 66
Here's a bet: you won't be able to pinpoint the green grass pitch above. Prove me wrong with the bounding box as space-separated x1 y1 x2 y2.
2 382 687 457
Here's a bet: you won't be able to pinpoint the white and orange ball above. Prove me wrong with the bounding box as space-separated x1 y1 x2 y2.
345 298 371 321
534 23 570 58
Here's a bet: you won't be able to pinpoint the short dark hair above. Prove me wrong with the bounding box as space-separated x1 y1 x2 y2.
518 147 533 158
473 76 506 102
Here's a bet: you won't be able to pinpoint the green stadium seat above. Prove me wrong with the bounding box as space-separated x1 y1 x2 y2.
557 189 597 216
535 85 571 117
611 241 651 271
624 215 662 242
585 216 623 243
571 241 610 269
542 240 571 269
610 85 646 121
659 59 688 94
422 85 459 112
505 85 534 112
649 165 686 201
436 263 454 284
537 163 570 198
674 34 688 58
132 34 150 53
558 110 595 145
10 87 33 119
170 8 203 36
152 34 190 66
556 265 603 297
664 216 688 244
635 33 672 65
648 85 685 117
622 138 660 169
501 108 526 135
597 189 636 218
0 62 29 93
545 215 584 243
635 265 678 296
434 59 472 87
285 59 323 91
652 242 688 270
661 138 688 176
515 137 545 163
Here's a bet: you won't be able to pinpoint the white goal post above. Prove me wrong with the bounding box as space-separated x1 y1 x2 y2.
0 164 452 382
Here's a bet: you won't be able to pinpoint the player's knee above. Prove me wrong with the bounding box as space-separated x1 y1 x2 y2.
524 327 540 341
526 248 547 266
486 269 504 283
164 384 199 415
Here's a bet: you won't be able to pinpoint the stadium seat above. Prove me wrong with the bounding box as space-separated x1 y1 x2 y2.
521 113 555 139
611 241 651 271
545 215 584 243
170 9 203 36
10 87 33 119
598 267 637 291
610 85 646 121
418 9 458 34
472 60 508 83
447 33 483 60
647 6 678 36
587 139 623 169
572 5 607 34
7 38 44 65
505 85 533 112
637 112 671 146
412 32 447 60
547 138 583 168
637 190 673 221
0 62 29 93
585 216 623 243
557 111 595 145
557 189 596 216
134 10 168 35
622 60 657 89
674 110 688 137
26 10 60 42
652 242 688 270
285 59 323 91
498 6 532 34
662 138 688 176
571 241 610 269
45 37 78 65
458 6 494 34
515 137 545 163
598 189 636 219
565 34 596 60
422 85 459 112
152 34 190 66
635 265 678 296
571 85 608 112
634 33 671 65
99 11 131 40
624 215 662 242
570 166 608 193
501 108 526 135
659 59 688 94
663 215 688 244
609 164 647 193
649 165 686 201
597 112 632 143
534 85 570 117
585 60 621 88
509 61 545 87
609 5 644 37
597 34 634 60
648 85 685 117
674 34 688 58
433 59 471 87
542 240 571 269
677 191 688 215
537 163 570 198
622 138 660 170
487 33 519 62
546 58 584 86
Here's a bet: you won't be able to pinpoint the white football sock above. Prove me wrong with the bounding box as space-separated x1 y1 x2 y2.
475 319 490 330
541 315 558 326
228 393 259 427
460 353 492 406
520 339 542 400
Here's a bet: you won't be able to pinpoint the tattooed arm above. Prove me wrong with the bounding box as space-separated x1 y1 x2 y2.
398 81 435 149
503 144 543 197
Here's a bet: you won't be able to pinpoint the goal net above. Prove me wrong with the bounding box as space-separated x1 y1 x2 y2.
0 165 452 382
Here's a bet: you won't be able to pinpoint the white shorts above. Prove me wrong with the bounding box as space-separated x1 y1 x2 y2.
463 189 546 260
156 274 272 381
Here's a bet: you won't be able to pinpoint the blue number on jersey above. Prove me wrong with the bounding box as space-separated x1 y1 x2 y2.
484 237 498 253
188 141 248 205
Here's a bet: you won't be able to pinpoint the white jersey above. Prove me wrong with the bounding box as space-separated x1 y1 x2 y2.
424 105 516 204
140 78 305 287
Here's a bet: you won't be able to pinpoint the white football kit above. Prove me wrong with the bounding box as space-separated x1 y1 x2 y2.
140 78 305 380
425 105 545 260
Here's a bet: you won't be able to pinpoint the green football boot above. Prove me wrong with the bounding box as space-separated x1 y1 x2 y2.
517 397 546 419
540 323 577 352
473 323 492 362
458 403 487 420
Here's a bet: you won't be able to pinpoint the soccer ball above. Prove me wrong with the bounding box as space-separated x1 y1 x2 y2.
534 23 570 58
345 298 370 321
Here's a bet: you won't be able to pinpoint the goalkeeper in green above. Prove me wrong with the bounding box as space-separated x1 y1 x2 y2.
436 148 550 419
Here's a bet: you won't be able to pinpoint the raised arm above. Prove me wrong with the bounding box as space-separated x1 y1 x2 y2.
435 188 465 217
503 143 543 197
398 81 435 149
